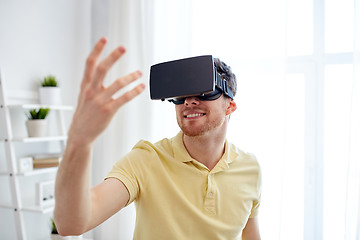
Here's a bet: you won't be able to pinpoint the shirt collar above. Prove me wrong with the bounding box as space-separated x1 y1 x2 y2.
172 131 193 163
172 131 239 171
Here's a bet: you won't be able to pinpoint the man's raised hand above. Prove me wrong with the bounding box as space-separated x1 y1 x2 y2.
68 37 145 145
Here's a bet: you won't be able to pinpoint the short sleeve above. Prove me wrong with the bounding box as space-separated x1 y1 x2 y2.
105 144 153 206
249 159 262 218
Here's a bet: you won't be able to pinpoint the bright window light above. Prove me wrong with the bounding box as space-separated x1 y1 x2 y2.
323 64 353 239
286 0 313 56
325 0 354 53
280 74 305 239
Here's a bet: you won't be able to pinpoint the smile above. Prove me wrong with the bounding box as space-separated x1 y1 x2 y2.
185 113 205 118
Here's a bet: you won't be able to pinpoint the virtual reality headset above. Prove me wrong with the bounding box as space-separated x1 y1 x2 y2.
149 55 234 104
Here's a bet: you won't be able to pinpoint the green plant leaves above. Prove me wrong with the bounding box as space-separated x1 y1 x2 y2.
41 75 58 87
27 108 50 120
50 218 58 234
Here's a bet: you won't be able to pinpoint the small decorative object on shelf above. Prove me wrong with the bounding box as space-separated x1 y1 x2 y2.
33 153 61 168
39 75 62 105
36 180 55 207
18 157 34 173
25 108 50 137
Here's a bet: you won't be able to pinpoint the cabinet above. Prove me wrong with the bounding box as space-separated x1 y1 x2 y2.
0 70 73 239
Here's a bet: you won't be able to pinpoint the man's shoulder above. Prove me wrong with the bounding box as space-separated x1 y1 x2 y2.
227 141 260 166
131 134 177 155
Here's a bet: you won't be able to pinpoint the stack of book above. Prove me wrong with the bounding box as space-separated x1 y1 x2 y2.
32 153 62 168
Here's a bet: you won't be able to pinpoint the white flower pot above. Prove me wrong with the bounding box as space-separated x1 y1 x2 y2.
51 234 83 240
26 119 48 137
51 234 65 240
39 87 62 105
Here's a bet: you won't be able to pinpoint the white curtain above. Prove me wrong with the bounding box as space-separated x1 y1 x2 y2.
89 0 193 239
88 0 360 239
345 0 360 238
90 0 155 239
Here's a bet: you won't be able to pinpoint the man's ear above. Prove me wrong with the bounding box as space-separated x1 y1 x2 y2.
226 99 237 116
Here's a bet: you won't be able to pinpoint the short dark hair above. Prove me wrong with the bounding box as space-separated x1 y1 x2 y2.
214 58 237 97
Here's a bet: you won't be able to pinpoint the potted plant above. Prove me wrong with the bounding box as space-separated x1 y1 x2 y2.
38 75 62 105
50 218 83 239
25 108 50 137
50 218 60 240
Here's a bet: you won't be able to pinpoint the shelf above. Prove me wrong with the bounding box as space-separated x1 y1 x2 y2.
0 204 54 214
0 80 71 238
12 136 67 143
0 171 9 176
0 203 14 209
22 205 54 214
17 167 58 177
7 104 73 111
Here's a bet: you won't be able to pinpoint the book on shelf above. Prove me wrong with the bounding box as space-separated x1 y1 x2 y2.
32 153 62 168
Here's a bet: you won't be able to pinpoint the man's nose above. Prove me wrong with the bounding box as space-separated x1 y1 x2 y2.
184 97 200 106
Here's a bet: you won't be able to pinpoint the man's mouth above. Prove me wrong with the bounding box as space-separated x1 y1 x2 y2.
184 113 206 118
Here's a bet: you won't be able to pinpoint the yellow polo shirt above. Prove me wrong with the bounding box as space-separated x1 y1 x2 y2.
106 132 261 240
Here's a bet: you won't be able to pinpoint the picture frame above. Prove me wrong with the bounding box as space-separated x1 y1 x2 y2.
18 157 33 173
36 180 55 206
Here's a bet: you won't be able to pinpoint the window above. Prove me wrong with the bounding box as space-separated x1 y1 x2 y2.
187 0 358 239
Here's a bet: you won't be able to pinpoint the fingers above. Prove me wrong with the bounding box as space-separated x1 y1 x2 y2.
111 83 146 109
81 37 107 90
105 71 143 99
91 46 126 90
79 37 146 112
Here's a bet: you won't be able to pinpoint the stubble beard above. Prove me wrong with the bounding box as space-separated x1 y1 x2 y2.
177 114 225 137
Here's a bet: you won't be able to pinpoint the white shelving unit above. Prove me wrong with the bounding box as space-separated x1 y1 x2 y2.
0 70 73 239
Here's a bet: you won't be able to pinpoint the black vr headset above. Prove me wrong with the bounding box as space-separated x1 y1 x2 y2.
149 55 234 105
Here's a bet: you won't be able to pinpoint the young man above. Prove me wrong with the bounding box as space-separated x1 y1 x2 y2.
54 37 261 240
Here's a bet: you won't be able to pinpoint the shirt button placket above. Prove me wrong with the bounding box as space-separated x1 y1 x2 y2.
207 192 214 198
205 173 216 215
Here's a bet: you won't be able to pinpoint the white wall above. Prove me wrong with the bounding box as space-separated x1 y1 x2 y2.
0 1 91 239
0 0 91 103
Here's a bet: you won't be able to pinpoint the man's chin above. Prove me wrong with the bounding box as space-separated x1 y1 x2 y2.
181 127 208 137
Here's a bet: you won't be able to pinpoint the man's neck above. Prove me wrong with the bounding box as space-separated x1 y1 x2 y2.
182 128 227 171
